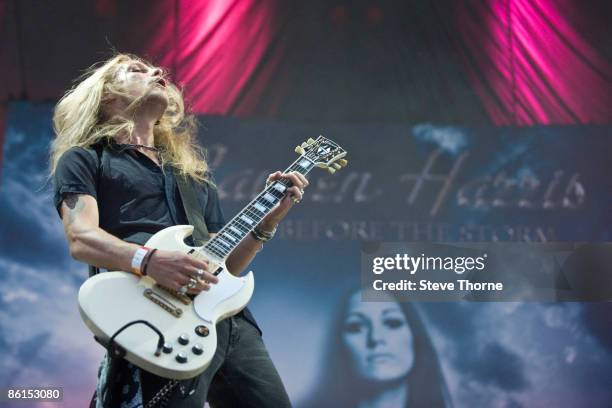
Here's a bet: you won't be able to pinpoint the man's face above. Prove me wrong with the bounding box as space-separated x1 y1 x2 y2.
109 60 169 113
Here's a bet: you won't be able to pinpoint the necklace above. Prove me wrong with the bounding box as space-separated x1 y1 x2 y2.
124 143 159 152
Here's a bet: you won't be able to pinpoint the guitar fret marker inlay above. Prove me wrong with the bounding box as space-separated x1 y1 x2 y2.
253 203 266 213
299 159 312 168
215 239 229 248
240 215 254 225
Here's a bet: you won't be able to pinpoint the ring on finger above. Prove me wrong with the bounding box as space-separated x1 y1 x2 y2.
195 268 204 278
187 277 198 289
179 285 188 294
292 196 302 204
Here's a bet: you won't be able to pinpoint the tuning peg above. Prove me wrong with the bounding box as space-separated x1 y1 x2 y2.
327 167 336 174
295 146 305 155
332 163 341 170
301 142 309 148
307 138 316 145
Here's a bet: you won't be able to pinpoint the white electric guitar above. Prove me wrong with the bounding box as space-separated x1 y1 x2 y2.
78 136 347 379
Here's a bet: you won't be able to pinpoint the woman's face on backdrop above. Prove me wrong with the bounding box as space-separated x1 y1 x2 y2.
342 291 415 382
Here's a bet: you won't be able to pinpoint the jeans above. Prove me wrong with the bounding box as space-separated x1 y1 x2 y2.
140 314 292 408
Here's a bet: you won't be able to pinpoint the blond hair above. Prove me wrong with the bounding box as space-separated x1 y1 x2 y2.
50 54 209 181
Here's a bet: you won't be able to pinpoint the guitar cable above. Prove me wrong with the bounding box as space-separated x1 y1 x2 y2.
97 320 167 407
108 319 166 357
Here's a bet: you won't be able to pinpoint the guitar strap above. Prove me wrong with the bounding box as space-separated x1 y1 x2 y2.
174 170 210 246
88 144 105 278
88 162 210 278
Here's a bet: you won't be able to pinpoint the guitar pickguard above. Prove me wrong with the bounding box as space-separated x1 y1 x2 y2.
193 267 247 323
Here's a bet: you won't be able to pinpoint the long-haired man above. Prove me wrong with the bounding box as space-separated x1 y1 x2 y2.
50 54 304 407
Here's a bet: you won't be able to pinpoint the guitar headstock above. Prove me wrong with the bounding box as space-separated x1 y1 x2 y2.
295 135 348 174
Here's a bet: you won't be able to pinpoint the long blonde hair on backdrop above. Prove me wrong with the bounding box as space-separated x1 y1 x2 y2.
50 53 209 182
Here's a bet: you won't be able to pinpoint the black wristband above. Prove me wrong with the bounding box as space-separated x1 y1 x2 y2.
141 248 158 276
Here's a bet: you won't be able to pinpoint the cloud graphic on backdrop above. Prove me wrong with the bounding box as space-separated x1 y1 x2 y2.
422 302 612 407
459 342 529 391
411 124 469 155
0 103 102 408
579 303 612 353
0 106 74 270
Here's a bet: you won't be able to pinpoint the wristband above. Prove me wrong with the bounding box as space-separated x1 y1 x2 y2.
251 224 277 242
141 248 157 276
131 246 151 276
250 230 265 242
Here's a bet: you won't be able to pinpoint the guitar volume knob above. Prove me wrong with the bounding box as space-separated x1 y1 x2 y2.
192 344 203 355
178 334 190 345
175 352 188 364
162 343 173 354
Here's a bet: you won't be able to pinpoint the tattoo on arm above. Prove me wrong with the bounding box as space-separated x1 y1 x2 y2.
64 194 85 225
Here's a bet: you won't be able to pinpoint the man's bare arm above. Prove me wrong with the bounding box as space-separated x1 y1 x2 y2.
61 193 139 272
224 171 308 277
60 194 218 292
225 233 263 277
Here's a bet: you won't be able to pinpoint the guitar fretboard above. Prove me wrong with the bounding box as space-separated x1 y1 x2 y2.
202 156 317 259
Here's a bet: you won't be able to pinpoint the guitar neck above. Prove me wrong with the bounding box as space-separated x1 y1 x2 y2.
202 155 317 260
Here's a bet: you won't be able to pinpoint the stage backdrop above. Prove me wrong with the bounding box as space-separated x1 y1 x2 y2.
1 102 611 407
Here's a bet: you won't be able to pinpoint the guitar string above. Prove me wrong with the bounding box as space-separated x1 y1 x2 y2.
190 140 344 275
201 152 319 258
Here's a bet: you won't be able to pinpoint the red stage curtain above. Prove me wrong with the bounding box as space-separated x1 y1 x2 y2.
452 0 612 125
0 0 610 126
145 0 611 124
146 0 286 117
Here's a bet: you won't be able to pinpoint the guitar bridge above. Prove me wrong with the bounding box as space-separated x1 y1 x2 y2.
143 288 183 318
155 284 193 305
